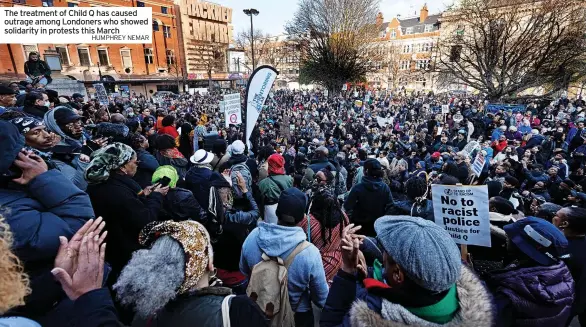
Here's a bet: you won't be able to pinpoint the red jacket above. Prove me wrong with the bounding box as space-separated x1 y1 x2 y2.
492 140 508 153
158 126 179 138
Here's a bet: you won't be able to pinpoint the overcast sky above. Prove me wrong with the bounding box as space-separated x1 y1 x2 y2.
217 0 455 36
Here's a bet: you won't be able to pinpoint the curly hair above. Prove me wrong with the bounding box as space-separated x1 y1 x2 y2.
0 215 30 314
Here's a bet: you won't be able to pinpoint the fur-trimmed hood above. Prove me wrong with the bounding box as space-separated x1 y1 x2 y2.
349 267 493 327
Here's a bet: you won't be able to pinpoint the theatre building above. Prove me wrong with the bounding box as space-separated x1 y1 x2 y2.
0 0 182 97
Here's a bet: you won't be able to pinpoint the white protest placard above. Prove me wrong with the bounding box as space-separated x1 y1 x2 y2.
432 184 491 247
423 104 430 111
223 93 242 128
219 100 225 112
93 83 109 106
471 152 485 177
342 84 348 91
324 89 329 97
376 116 394 127
453 113 464 123
365 94 371 103
442 105 450 114
437 127 443 136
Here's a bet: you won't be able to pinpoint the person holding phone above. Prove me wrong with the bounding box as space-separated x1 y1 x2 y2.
85 143 169 283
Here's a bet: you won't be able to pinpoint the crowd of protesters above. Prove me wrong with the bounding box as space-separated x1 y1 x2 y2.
0 75 586 327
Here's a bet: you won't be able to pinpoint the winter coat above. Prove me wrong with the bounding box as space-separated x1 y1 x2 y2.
344 176 393 237
133 148 159 188
258 174 293 205
486 261 574 327
309 158 336 173
387 199 434 222
136 287 268 327
86 173 164 280
71 288 122 327
0 170 93 321
185 165 224 213
158 187 207 222
320 266 493 327
240 222 329 313
154 152 189 180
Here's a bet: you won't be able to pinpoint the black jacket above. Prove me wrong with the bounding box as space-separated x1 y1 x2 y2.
87 174 164 280
138 287 269 327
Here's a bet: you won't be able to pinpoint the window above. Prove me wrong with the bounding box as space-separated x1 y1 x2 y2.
23 44 38 59
161 6 168 14
97 48 109 65
120 49 132 68
405 27 413 35
136 1 144 6
42 0 54 6
416 59 430 70
77 48 90 66
400 60 410 70
12 0 26 4
390 30 396 38
153 21 159 31
414 43 422 53
423 43 431 52
403 44 412 53
424 24 433 33
166 50 175 65
144 48 154 64
67 2 78 6
163 26 171 38
55 46 70 65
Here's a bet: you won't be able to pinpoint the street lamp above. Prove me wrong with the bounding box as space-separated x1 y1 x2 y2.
243 8 259 71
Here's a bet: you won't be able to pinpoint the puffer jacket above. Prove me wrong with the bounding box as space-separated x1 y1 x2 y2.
486 261 574 327
387 199 434 222
321 266 493 327
0 170 93 320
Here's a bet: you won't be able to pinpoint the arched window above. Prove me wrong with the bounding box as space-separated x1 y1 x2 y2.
153 20 159 31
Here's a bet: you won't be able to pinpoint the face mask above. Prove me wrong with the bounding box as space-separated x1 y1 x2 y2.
44 101 50 108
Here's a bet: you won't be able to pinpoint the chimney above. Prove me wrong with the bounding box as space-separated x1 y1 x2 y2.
376 12 384 26
420 4 429 23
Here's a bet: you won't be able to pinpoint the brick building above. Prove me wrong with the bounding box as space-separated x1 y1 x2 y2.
0 0 182 97
368 5 441 92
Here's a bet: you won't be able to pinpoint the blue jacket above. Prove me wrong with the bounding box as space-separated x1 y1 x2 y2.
344 176 393 236
0 170 93 320
525 134 545 149
240 222 329 313
71 288 122 327
133 148 159 188
309 158 336 173
184 166 223 213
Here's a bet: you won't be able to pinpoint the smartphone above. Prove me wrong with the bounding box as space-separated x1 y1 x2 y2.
158 176 171 187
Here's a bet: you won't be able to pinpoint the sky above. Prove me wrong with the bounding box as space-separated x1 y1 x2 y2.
216 0 456 37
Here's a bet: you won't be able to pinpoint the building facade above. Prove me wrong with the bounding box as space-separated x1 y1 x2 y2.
368 5 441 92
0 0 183 96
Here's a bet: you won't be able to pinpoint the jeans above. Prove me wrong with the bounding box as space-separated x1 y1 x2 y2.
26 76 48 86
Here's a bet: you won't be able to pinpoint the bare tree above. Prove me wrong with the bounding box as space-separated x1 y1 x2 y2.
436 0 586 101
286 0 382 93
235 29 272 71
167 53 185 93
187 42 226 90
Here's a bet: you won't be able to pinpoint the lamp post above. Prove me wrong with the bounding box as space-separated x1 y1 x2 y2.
243 8 259 71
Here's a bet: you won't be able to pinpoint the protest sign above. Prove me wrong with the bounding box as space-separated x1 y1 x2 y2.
423 104 430 111
471 152 485 177
223 93 242 128
432 184 491 247
437 127 443 136
376 116 394 127
93 83 109 106
453 113 464 123
442 105 450 114
219 101 225 112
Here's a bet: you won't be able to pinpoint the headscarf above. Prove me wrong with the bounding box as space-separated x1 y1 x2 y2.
85 143 135 184
139 220 210 295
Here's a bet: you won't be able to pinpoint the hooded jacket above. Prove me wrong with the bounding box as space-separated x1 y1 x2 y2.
320 266 493 327
344 176 393 236
239 222 329 313
486 261 574 327
44 108 88 190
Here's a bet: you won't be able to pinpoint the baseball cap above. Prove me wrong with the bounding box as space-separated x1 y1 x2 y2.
276 187 307 225
53 107 81 125
504 216 569 265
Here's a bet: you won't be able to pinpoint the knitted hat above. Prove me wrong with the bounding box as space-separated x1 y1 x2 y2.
10 117 44 135
85 143 135 184
152 165 180 188
374 216 461 292
267 153 285 175
276 188 307 225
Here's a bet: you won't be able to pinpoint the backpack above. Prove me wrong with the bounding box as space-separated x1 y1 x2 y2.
246 241 311 327
230 162 252 198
